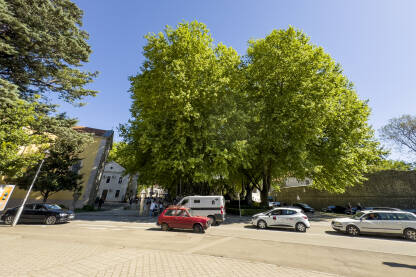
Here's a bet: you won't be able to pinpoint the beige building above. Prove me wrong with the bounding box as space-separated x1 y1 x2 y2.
6 127 113 209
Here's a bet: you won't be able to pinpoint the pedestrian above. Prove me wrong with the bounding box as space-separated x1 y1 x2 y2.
98 197 104 210
129 196 133 208
150 200 156 217
94 196 99 208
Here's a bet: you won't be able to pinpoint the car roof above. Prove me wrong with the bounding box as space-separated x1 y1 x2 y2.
360 210 407 214
273 207 302 212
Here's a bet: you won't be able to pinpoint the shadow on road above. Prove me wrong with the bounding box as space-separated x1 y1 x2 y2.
243 224 297 233
382 262 416 269
145 227 205 234
325 230 409 242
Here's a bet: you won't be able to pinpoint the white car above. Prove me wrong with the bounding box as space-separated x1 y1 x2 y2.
251 207 310 232
331 210 416 241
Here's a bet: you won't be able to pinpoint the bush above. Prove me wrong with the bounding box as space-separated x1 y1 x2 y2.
226 207 269 216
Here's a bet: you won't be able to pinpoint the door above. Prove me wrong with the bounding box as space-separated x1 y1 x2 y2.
101 190 108 201
359 213 382 233
267 209 282 226
21 204 35 223
281 209 298 227
174 209 193 229
34 204 48 223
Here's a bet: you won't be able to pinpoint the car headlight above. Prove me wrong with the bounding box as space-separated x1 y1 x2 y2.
59 213 67 217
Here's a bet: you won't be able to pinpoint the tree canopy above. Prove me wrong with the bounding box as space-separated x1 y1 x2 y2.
121 22 381 202
15 118 93 202
380 114 416 159
0 0 97 103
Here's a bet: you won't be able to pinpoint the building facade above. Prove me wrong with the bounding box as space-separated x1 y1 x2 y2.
97 161 138 202
5 127 113 209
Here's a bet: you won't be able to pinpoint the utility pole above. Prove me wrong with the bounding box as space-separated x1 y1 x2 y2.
12 157 46 227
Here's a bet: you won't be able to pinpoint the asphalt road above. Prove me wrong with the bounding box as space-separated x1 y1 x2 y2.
1 211 415 277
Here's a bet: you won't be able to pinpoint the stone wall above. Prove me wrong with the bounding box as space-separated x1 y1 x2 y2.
272 170 416 209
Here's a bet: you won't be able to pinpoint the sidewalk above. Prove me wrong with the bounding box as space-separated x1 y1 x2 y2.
0 234 341 277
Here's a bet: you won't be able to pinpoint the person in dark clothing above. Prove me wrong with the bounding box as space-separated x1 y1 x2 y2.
94 196 100 207
98 197 105 210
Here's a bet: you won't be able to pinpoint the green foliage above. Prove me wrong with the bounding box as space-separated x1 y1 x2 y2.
226 207 268 216
244 27 381 200
0 78 49 177
0 0 97 104
369 159 414 172
123 21 245 192
121 23 381 201
380 115 416 158
15 117 93 201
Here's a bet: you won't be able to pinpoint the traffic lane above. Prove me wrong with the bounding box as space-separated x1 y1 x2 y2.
213 222 416 257
1 221 415 277
196 235 416 277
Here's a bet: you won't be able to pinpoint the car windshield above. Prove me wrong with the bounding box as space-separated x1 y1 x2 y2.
43 204 62 210
352 212 365 219
299 203 310 208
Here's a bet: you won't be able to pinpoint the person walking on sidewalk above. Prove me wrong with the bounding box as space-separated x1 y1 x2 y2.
149 200 156 217
98 197 105 210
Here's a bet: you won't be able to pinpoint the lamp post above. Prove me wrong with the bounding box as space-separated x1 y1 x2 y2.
12 151 48 227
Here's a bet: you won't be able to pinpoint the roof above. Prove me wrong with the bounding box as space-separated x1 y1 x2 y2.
73 126 113 137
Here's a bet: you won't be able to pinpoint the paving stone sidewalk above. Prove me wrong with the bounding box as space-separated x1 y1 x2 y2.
1 235 341 277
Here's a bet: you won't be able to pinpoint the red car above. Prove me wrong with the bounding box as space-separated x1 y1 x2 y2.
157 206 210 233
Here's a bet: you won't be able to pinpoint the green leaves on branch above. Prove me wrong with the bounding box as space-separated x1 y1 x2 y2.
0 0 98 104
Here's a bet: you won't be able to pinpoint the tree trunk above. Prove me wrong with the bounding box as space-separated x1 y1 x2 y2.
260 163 271 206
42 191 50 203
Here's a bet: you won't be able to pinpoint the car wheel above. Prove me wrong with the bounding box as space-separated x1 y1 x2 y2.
404 228 416 241
208 215 216 226
4 215 14 225
193 223 204 233
161 223 169 231
257 220 267 229
45 216 57 225
346 225 360 236
295 222 307 232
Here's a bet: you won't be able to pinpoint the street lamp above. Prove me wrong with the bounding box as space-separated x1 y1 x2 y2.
12 150 49 227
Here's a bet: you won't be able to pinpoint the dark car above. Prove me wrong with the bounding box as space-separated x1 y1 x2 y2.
1 203 75 225
323 205 347 214
293 203 315 214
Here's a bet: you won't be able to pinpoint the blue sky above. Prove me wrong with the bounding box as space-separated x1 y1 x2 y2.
60 0 416 160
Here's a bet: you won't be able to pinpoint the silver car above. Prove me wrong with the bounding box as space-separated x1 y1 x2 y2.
251 207 310 232
331 210 416 241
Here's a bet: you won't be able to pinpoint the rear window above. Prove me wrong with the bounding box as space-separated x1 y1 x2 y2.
282 210 297 215
396 213 416 221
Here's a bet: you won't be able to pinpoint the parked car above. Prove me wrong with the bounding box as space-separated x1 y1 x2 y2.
177 195 225 225
1 203 75 225
362 207 401 211
331 210 416 241
268 201 281 207
323 205 346 214
251 207 310 232
157 206 210 233
293 203 315 214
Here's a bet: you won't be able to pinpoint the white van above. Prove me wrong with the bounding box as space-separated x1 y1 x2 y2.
177 196 225 225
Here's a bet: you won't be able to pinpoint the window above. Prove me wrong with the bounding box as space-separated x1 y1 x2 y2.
180 199 189 205
164 209 175 216
193 199 200 203
115 190 120 198
271 210 282 215
106 176 111 183
118 177 123 184
24 204 34 210
282 210 297 215
396 213 415 221
364 213 380 220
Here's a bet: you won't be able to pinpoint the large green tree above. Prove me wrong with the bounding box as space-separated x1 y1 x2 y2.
124 21 245 195
0 79 49 177
244 27 380 203
0 0 97 103
15 118 93 202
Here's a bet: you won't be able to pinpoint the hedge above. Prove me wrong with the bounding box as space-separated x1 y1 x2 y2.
226 207 269 216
